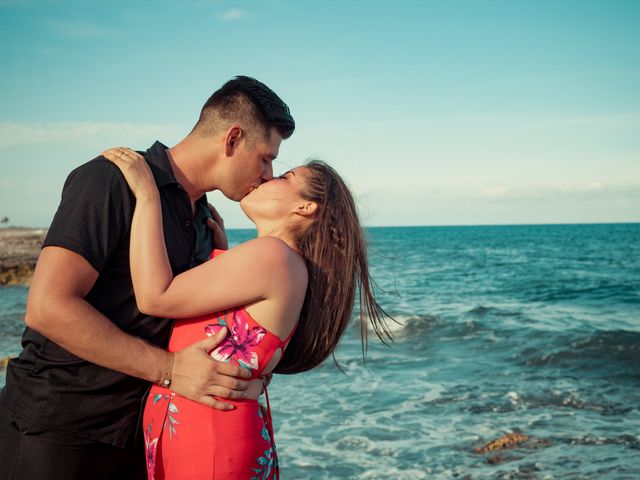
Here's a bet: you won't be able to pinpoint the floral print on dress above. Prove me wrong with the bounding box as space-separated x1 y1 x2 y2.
153 393 180 438
205 310 266 370
251 404 278 480
144 421 158 480
145 393 181 480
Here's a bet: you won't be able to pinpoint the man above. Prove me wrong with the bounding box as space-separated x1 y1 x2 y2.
0 76 295 479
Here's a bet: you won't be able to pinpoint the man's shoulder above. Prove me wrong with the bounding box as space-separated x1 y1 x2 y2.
68 156 126 183
62 156 142 202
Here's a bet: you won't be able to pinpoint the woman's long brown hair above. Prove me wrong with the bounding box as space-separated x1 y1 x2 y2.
274 160 393 374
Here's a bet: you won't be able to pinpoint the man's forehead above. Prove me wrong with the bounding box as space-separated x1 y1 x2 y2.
257 143 279 160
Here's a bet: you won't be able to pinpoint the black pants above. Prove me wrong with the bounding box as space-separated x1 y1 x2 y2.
0 406 146 480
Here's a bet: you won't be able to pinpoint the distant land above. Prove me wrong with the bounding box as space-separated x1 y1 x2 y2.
0 228 46 285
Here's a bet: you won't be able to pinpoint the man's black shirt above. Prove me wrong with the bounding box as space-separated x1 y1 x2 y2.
0 141 214 448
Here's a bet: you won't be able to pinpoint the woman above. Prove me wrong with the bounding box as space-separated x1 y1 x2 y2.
103 148 392 480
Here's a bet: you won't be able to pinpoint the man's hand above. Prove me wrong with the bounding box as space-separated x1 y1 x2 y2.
171 327 252 410
207 204 228 250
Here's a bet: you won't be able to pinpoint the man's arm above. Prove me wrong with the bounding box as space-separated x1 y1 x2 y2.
25 246 252 410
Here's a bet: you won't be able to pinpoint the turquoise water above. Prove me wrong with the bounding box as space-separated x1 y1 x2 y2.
1 224 639 479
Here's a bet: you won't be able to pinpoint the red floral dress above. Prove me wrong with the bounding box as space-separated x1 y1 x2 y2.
142 250 296 480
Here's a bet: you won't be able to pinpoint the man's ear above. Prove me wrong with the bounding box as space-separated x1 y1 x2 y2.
295 202 318 217
224 126 243 157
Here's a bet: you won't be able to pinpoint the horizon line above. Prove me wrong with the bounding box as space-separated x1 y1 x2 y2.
3 221 639 231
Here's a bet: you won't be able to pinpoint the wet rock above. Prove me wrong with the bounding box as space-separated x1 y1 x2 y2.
486 453 524 465
1 356 12 369
473 431 552 466
474 432 530 454
0 228 46 286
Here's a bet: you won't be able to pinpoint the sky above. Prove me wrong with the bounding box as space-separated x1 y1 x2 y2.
0 0 639 228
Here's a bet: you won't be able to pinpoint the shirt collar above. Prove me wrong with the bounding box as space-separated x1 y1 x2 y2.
144 141 178 188
144 140 209 207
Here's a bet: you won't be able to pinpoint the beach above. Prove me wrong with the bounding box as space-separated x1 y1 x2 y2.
1 225 639 478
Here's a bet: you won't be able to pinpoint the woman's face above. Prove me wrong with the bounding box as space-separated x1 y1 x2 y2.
240 166 311 223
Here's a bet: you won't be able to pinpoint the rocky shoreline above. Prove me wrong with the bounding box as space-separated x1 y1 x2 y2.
0 228 46 286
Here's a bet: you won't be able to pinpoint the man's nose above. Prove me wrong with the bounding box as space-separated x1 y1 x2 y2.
262 161 273 182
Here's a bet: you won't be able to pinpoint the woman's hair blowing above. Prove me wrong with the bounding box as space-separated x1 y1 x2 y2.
274 160 393 374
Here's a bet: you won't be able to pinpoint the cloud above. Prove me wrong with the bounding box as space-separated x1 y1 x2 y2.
354 182 640 226
358 180 640 203
518 113 640 131
582 181 604 192
219 8 247 22
0 122 183 149
481 187 509 198
474 182 640 202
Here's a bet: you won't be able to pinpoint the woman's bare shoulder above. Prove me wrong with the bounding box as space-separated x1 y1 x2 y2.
240 237 308 341
230 236 306 271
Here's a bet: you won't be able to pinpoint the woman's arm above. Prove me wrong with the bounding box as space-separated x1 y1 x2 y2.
103 148 303 319
140 237 301 318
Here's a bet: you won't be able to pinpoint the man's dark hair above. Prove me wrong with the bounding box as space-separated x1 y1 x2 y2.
192 76 295 141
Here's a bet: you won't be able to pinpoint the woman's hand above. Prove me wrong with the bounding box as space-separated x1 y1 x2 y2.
102 147 158 200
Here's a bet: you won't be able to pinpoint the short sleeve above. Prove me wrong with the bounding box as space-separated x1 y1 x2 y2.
43 158 134 273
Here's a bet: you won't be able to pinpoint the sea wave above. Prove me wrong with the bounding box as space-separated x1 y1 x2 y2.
466 305 524 318
526 283 640 304
519 329 640 372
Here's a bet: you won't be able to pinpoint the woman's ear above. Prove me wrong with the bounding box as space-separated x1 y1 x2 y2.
295 202 318 217
224 125 243 157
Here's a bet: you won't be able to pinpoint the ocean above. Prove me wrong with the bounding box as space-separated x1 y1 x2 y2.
1 224 639 479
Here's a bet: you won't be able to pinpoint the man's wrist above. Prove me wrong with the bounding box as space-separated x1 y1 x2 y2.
158 352 175 388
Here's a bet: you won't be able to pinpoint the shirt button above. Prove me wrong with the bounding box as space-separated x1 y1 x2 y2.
184 219 191 228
